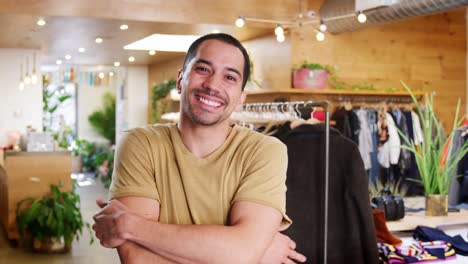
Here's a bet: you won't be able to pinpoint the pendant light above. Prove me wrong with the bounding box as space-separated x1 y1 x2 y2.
31 53 38 85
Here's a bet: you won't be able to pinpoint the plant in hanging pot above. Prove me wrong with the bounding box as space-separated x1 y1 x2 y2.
398 82 468 216
292 62 332 89
16 183 93 253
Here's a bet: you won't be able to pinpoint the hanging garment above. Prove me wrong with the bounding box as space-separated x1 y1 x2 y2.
356 109 373 170
368 110 381 185
378 113 401 168
275 124 378 264
389 109 411 173
332 107 361 144
448 128 464 205
411 111 424 146
403 110 424 196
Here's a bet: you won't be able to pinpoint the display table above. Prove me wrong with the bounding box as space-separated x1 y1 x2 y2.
0 151 72 240
387 210 468 263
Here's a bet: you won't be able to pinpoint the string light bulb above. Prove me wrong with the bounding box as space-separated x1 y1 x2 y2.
276 34 285 43
235 16 245 28
114 61 120 67
357 11 367 23
319 20 327 32
274 25 284 36
316 32 325 42
149 50 156 56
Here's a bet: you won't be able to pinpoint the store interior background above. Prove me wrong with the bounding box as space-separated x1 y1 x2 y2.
0 0 467 262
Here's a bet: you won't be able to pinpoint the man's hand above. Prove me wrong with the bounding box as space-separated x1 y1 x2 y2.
260 225 307 264
92 198 132 248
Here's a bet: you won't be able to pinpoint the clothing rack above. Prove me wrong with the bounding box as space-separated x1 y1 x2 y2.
239 100 331 264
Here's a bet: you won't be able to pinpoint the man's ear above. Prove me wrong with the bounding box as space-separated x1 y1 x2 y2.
176 70 183 94
235 91 247 112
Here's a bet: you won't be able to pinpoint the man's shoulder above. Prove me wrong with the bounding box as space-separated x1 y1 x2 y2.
124 123 175 140
233 125 286 151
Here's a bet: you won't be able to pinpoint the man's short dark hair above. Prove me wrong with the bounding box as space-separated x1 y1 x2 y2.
182 33 250 91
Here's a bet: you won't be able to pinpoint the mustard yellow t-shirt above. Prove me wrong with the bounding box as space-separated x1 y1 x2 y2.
109 123 291 226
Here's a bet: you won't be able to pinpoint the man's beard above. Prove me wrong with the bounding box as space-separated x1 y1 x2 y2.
183 88 230 126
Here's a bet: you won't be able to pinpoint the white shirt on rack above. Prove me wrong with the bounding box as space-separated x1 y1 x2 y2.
378 112 401 168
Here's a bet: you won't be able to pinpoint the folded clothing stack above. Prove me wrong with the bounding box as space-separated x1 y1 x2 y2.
378 240 456 263
413 225 468 256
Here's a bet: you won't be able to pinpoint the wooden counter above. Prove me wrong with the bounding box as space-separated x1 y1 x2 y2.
0 151 72 240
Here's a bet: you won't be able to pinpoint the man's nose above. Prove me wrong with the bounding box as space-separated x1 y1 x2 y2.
202 73 222 94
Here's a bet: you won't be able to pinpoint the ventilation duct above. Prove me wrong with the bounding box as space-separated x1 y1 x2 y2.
320 0 468 34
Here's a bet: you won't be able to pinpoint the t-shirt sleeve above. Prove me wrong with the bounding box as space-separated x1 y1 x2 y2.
108 129 160 202
232 137 292 226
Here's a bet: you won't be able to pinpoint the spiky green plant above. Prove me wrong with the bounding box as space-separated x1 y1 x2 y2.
398 82 468 195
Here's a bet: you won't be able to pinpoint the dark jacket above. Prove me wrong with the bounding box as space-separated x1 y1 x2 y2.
276 123 378 264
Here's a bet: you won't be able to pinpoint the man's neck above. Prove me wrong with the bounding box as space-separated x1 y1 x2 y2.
177 117 232 158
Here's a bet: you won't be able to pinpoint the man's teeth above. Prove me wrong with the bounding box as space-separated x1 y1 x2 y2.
199 97 221 107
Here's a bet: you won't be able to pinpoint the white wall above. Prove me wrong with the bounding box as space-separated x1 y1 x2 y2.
126 66 148 129
0 49 42 147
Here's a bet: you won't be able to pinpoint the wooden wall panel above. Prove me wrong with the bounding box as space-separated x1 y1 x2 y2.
291 8 467 132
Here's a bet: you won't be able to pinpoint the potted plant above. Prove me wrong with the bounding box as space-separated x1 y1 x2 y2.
399 82 468 216
151 79 177 123
292 62 331 89
16 183 93 253
88 93 116 145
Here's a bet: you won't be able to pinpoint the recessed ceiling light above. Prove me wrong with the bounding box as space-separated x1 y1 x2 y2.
212 29 220 33
124 34 200 52
95 37 103 43
109 72 114 77
65 54 72 60
149 50 156 56
128 56 135 62
120 24 129 30
56 59 62 65
114 61 120 67
37 18 46 26
98 72 105 79
78 47 85 53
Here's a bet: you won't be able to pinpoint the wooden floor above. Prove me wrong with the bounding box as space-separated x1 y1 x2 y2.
0 176 120 263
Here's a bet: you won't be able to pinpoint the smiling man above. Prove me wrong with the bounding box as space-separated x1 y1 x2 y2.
92 33 306 264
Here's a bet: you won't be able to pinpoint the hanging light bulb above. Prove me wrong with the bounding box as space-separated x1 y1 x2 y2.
319 20 327 32
316 32 325 42
357 11 367 23
276 33 285 43
24 57 31 85
274 25 284 36
149 50 156 56
19 63 24 91
31 53 37 85
235 16 245 28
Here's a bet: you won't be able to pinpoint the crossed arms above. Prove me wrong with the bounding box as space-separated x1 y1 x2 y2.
93 196 306 264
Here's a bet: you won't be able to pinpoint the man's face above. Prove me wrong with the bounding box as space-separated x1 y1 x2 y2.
177 39 246 126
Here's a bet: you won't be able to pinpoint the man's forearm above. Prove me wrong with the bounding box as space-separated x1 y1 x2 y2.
118 241 188 264
125 216 273 264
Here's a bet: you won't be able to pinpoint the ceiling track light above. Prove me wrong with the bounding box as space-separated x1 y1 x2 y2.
37 17 46 26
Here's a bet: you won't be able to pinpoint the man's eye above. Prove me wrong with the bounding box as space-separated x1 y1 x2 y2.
226 75 237 82
196 67 208 72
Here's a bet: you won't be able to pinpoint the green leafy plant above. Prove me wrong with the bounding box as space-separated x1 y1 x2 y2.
369 178 408 197
295 62 332 73
151 79 176 123
398 82 468 195
70 139 97 172
42 82 72 132
88 93 116 145
16 183 93 249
